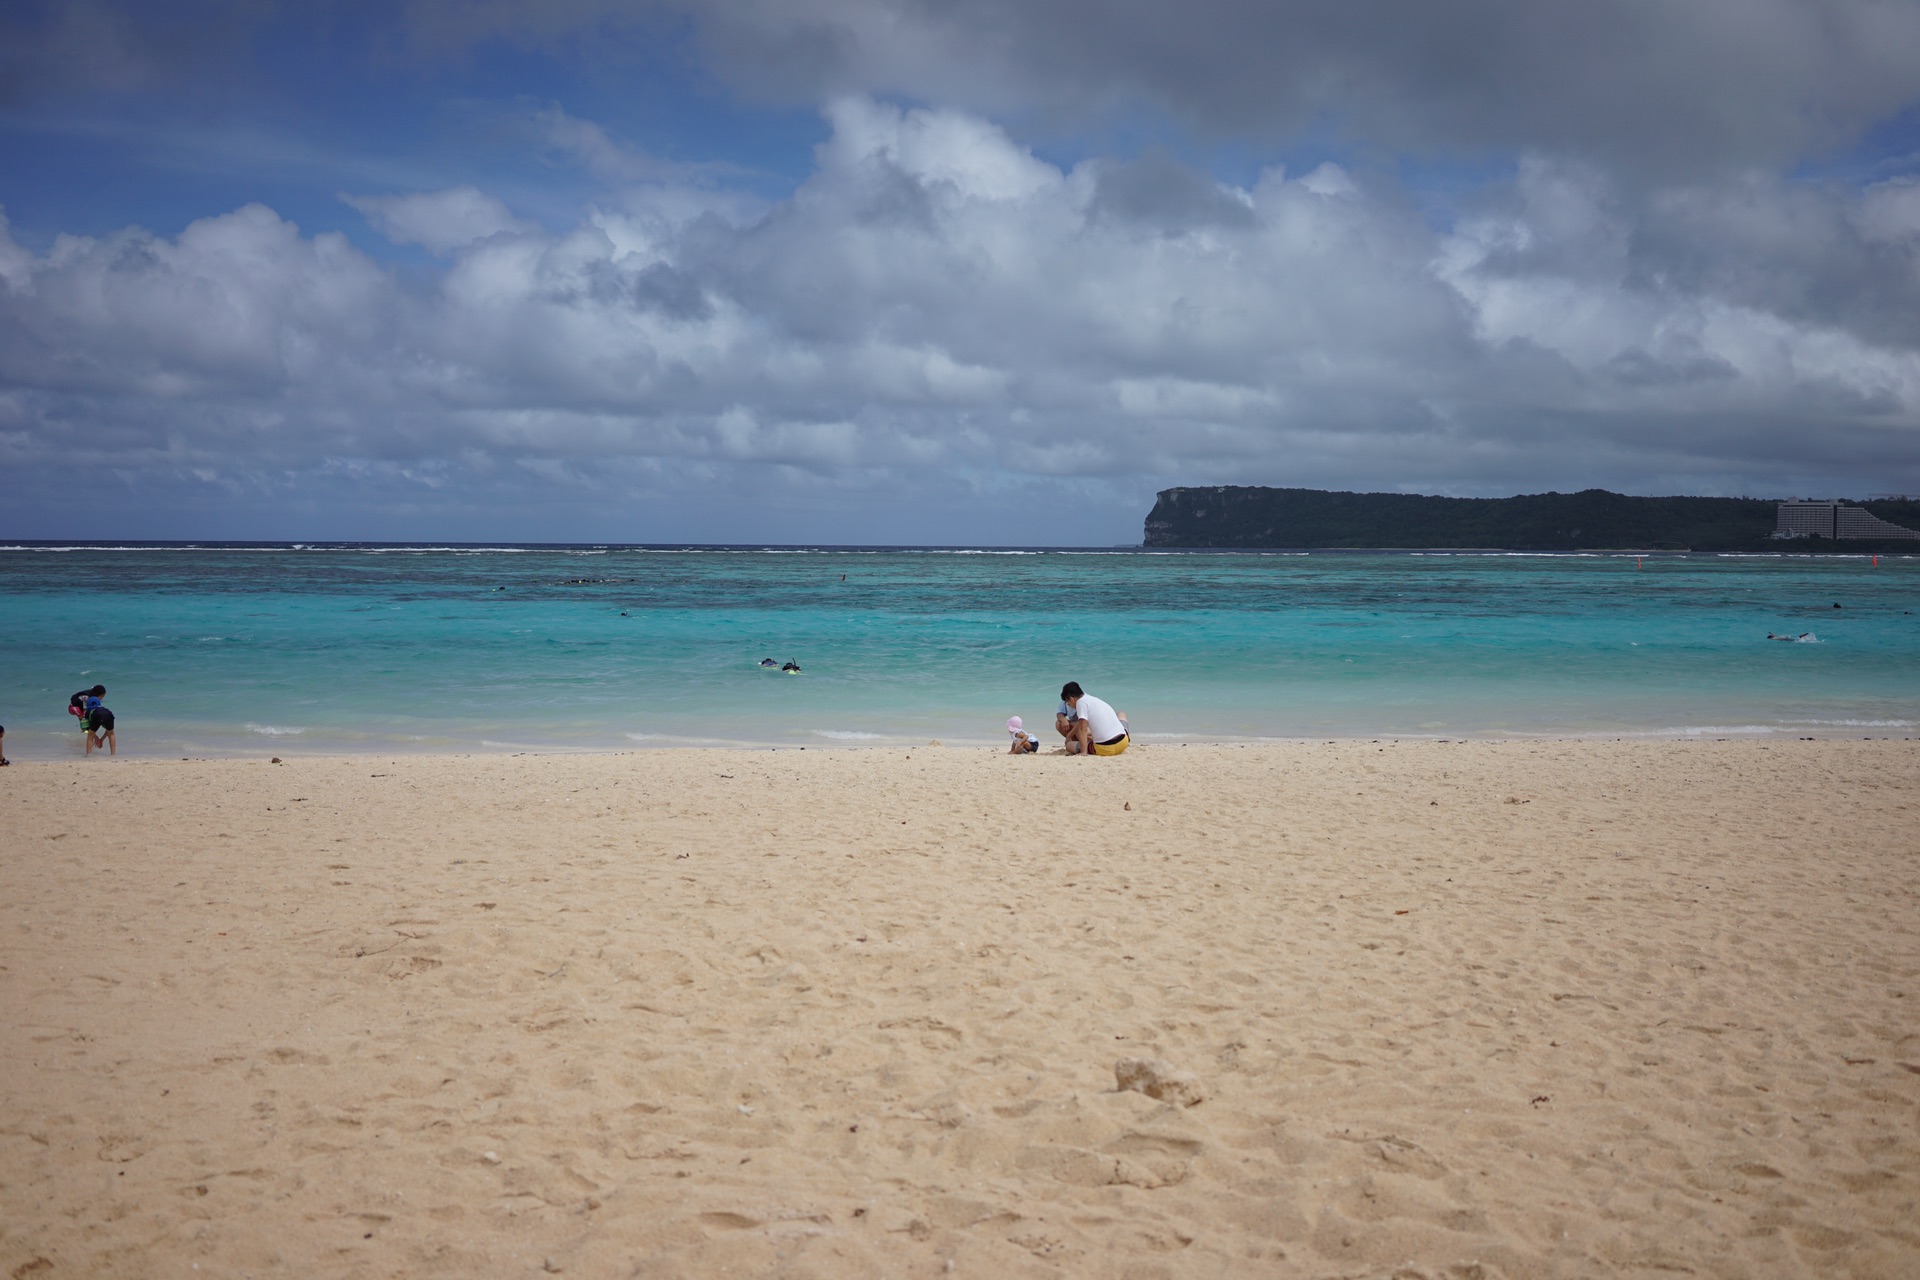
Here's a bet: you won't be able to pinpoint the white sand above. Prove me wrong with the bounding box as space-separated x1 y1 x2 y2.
3 739 1917 1278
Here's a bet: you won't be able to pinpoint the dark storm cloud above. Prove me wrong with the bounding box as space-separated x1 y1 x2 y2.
15 1 1918 173
392 0 1920 173
0 0 263 104
1083 148 1256 232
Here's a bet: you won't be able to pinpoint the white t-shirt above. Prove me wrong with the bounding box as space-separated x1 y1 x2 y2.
1075 693 1126 742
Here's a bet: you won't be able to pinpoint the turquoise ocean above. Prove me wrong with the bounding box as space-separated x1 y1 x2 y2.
2 544 1917 758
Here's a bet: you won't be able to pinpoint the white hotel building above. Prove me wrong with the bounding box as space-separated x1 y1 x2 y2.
1773 501 1920 540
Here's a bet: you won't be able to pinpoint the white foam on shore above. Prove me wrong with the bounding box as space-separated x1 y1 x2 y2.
1674 725 1787 736
811 730 887 741
244 724 306 736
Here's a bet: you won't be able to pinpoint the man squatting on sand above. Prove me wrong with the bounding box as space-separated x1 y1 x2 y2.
1056 682 1129 756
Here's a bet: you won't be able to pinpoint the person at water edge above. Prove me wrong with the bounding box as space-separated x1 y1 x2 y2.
1 723 9 765
1006 716 1040 754
84 700 116 756
1058 682 1128 757
69 684 105 726
1055 684 1122 749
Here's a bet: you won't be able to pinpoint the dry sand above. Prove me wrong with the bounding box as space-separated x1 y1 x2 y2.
3 739 1918 1279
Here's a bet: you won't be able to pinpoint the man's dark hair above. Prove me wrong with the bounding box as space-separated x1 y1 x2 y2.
91 684 106 696
1060 681 1083 700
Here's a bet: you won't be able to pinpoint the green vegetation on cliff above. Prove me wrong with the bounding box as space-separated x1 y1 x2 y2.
1142 487 1920 550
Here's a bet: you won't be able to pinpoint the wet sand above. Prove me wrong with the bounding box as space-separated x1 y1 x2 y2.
3 739 1917 1278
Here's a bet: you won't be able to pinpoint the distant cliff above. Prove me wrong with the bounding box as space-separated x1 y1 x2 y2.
1143 487 1920 550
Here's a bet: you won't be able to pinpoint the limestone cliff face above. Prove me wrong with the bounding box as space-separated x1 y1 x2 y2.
1143 487 1291 547
1141 486 1920 550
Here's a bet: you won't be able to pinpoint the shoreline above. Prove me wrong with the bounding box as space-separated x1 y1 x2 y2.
5 739 1918 1277
6 722 1918 764
7 539 1920 555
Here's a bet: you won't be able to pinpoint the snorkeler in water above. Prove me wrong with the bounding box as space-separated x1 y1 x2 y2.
782 660 802 674
760 658 778 667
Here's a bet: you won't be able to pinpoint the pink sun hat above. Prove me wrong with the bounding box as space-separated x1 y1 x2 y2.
1006 716 1024 733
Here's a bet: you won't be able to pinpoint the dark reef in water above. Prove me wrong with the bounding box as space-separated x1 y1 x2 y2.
1142 487 1920 551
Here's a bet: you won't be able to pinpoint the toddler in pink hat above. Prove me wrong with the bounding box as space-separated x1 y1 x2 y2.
1006 715 1040 754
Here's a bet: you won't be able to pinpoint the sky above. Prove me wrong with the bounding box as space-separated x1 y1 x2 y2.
3 1 1920 545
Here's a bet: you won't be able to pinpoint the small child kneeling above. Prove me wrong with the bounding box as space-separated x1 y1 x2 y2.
1006 716 1040 754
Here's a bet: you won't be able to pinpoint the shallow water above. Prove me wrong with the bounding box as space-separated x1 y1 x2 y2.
3 544 1916 756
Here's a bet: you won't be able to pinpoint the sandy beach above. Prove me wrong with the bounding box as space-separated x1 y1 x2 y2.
3 738 1917 1279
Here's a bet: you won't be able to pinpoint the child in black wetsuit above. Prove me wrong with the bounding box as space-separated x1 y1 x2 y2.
69 684 105 727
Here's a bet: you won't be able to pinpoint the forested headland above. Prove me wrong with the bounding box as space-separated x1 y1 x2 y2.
1142 487 1920 550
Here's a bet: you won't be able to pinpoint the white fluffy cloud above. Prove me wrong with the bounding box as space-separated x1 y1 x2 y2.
4 99 1919 541
341 186 534 255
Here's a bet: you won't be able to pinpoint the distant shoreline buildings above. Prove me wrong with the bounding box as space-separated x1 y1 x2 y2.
1772 500 1920 541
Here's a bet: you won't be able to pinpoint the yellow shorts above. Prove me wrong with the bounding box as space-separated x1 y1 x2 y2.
1090 734 1129 757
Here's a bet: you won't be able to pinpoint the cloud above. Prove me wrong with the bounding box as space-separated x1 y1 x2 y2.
0 203 391 399
3 101 1919 541
529 104 688 186
1858 177 1920 242
342 186 535 254
0 0 244 104
389 0 1920 174
14 2 1919 177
